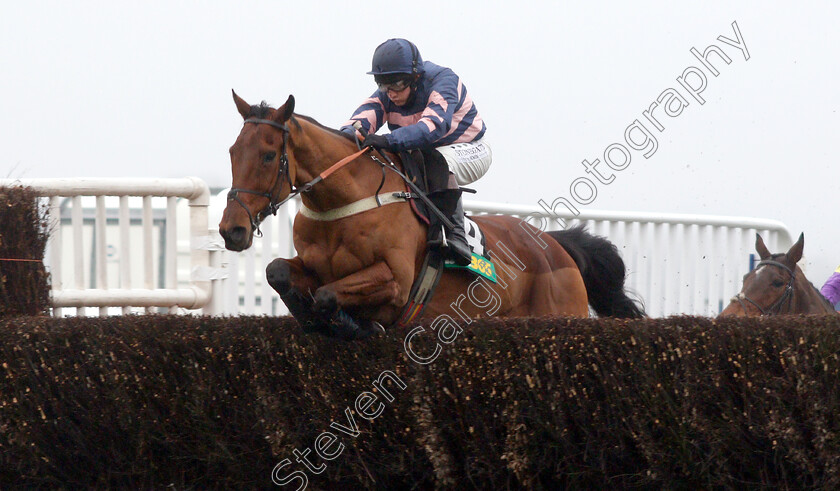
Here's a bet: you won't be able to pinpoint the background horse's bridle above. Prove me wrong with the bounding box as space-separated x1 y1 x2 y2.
732 259 796 315
226 118 297 237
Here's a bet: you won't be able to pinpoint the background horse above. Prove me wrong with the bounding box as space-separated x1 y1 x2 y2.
218 92 644 339
719 233 837 317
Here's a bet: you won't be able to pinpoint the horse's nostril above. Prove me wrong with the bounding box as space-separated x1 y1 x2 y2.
231 226 246 242
220 225 249 251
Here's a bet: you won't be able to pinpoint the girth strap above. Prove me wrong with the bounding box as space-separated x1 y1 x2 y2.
299 192 409 221
395 250 446 327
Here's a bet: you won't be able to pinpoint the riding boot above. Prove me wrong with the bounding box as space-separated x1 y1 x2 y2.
446 193 473 266
428 176 472 267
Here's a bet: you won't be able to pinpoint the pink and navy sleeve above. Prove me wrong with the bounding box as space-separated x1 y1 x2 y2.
341 92 386 136
386 70 460 150
339 62 486 151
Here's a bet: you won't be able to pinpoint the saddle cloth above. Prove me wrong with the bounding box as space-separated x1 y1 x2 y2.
463 216 486 258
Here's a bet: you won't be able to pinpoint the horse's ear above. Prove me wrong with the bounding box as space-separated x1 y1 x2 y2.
232 89 251 120
755 233 772 260
273 94 295 124
786 232 804 264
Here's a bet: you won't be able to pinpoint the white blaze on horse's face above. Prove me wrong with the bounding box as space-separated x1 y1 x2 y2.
742 264 786 303
723 257 796 316
756 263 790 290
753 265 774 289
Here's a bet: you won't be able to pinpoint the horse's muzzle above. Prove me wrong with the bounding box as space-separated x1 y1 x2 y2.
219 224 251 252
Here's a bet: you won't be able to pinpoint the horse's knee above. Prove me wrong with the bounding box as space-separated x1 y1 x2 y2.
266 259 291 295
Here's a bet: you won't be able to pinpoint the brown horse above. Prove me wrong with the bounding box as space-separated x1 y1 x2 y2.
719 233 837 317
218 92 644 339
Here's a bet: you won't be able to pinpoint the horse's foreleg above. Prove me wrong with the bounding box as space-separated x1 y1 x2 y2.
266 258 392 340
311 261 401 337
316 261 400 308
265 257 327 335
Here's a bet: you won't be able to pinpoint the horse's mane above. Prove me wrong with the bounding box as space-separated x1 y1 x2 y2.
248 102 350 140
294 114 349 138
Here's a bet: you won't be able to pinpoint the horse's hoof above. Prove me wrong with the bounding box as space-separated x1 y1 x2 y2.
367 320 386 335
364 321 386 338
313 289 338 317
300 320 328 336
354 320 385 340
266 259 291 295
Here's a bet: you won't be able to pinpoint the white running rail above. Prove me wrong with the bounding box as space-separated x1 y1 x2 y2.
206 196 793 317
2 178 794 318
1 177 214 317
465 200 794 317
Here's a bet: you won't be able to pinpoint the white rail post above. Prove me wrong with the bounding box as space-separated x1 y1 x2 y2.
142 196 154 314
205 235 226 316
119 196 132 315
71 195 84 316
166 197 177 313
48 196 63 317
0 177 213 313
186 176 211 313
260 215 274 315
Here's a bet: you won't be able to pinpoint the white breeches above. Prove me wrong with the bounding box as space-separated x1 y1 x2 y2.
436 137 492 186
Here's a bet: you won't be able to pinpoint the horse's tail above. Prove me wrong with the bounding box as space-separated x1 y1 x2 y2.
548 224 646 318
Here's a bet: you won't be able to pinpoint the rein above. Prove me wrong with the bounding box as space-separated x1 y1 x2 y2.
227 118 369 236
228 117 453 236
732 259 796 315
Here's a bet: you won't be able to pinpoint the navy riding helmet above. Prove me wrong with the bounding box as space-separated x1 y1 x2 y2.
367 39 424 77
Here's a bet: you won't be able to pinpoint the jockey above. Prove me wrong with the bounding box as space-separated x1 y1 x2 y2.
820 265 840 310
340 38 492 266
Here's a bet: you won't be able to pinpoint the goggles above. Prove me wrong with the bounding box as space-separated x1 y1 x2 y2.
377 78 412 93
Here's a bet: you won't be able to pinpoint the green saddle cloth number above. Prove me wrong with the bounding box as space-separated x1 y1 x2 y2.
444 253 497 283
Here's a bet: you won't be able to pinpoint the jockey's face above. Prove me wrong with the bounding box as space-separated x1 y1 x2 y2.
385 84 412 106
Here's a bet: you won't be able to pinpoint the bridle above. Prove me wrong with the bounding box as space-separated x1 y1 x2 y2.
731 259 796 315
226 118 300 237
226 117 372 237
226 113 455 242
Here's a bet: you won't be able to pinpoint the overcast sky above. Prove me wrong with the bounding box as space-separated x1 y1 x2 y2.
3 1 839 285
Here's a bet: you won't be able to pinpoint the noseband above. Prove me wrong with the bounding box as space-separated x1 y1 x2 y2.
227 118 299 237
732 259 796 315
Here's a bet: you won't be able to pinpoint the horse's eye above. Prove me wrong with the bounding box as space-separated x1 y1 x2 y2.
771 279 785 288
263 152 276 164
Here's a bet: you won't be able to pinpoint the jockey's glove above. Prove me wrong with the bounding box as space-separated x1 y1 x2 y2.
362 133 391 152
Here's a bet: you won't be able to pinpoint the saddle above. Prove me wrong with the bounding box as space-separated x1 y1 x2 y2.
393 150 496 327
396 149 438 225
398 149 487 257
